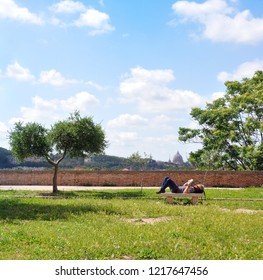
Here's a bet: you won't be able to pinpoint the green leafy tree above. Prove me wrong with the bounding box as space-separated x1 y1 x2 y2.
9 112 108 192
179 71 263 170
126 152 153 170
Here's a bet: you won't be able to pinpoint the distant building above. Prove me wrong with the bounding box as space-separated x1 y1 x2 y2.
172 151 184 165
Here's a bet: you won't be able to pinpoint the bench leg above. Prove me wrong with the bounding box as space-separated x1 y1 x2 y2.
191 196 198 205
166 196 173 204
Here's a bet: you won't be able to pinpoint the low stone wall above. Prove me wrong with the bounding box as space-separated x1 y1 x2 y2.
0 170 262 188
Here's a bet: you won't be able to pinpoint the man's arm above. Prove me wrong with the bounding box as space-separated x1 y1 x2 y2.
182 179 194 193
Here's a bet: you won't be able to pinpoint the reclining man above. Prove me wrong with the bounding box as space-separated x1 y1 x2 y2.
156 176 204 194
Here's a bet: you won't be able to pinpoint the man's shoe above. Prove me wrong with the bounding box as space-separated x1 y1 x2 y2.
156 190 165 194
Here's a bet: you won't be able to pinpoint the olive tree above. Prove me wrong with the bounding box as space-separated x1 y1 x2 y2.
9 112 108 192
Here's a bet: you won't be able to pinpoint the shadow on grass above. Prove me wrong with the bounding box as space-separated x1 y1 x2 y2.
0 198 123 221
40 190 147 199
0 189 159 221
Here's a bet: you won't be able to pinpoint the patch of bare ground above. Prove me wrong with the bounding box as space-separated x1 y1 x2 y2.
117 255 134 260
125 216 174 225
219 208 263 214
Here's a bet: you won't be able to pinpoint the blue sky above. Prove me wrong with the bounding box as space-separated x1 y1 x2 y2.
1 0 263 161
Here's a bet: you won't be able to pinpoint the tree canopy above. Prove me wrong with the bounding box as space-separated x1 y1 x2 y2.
126 152 154 170
9 112 108 192
179 71 263 170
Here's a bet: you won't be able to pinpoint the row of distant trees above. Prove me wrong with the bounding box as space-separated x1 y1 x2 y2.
3 71 262 192
0 148 188 171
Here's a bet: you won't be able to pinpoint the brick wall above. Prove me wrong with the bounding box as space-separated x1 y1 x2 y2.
0 170 262 188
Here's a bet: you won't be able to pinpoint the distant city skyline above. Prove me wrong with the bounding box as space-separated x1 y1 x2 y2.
1 0 263 161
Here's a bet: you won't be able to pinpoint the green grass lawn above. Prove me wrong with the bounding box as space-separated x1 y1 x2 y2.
0 187 262 260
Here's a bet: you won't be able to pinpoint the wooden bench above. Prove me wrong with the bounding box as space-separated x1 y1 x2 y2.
160 192 204 205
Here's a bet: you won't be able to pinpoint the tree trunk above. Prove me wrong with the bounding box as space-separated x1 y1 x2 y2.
46 150 66 193
52 164 59 193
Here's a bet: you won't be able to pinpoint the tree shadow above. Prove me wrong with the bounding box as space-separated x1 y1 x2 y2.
40 190 146 199
0 189 156 221
0 198 122 221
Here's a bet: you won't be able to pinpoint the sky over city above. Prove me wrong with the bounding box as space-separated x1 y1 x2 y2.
1 0 263 161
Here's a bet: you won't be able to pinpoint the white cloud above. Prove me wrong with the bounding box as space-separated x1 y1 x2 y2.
15 96 59 124
150 114 173 130
74 8 114 35
120 67 174 93
0 0 44 25
49 1 114 35
0 121 8 134
107 113 173 143
50 0 86 14
61 91 99 111
50 16 65 27
106 130 138 146
86 81 105 91
146 134 178 144
11 92 99 124
119 66 204 112
153 114 170 123
3 64 83 86
172 0 231 19
39 69 80 86
172 0 263 44
217 60 263 82
6 62 35 81
211 91 225 100
107 114 148 128
117 132 138 142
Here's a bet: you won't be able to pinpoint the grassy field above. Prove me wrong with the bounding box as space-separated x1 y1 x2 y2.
0 187 262 260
